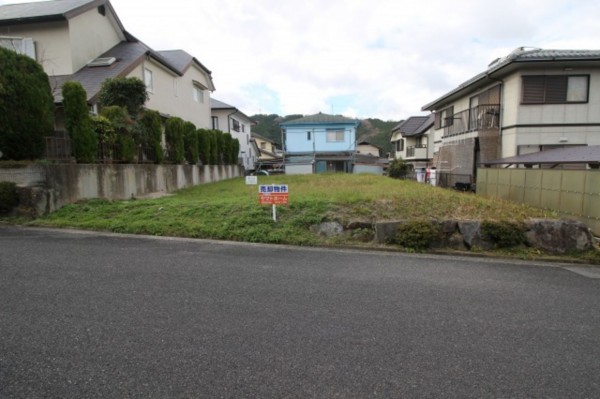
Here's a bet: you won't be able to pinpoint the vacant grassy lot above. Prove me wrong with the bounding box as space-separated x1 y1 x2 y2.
24 174 559 248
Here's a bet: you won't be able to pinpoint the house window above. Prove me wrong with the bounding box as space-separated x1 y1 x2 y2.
396 139 404 152
232 119 240 132
212 116 219 130
522 75 589 104
326 130 344 142
260 142 266 150
307 131 311 140
242 124 245 133
173 78 179 97
193 85 204 103
435 106 454 129
144 68 153 92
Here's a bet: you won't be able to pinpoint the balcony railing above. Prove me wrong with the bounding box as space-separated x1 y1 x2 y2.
444 104 500 137
406 144 428 158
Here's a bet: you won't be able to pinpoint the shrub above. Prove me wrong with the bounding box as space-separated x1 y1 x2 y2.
481 221 526 248
183 122 198 164
98 76 148 117
197 129 211 165
0 47 54 160
222 133 233 164
164 117 185 163
388 158 410 179
214 130 225 164
101 106 136 162
0 181 19 215
208 130 218 165
231 138 240 166
393 221 439 251
138 110 164 164
62 81 97 162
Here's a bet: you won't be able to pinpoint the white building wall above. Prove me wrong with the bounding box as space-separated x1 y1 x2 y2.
68 7 122 73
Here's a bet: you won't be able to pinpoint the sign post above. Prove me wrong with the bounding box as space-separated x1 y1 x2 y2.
259 184 289 222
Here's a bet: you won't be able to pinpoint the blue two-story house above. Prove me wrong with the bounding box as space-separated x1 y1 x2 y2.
281 113 360 174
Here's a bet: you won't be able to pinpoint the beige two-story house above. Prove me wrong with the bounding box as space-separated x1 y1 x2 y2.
0 0 215 129
422 47 600 183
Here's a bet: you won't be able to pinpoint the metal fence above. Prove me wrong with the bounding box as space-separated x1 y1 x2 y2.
45 136 72 162
437 172 475 191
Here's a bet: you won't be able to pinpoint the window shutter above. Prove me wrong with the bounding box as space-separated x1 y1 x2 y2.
545 76 567 103
522 76 545 103
434 112 441 129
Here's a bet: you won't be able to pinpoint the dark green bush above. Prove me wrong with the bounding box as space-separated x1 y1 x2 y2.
231 138 240 166
393 221 439 250
0 181 19 215
197 129 211 165
62 81 97 163
100 106 135 162
138 110 164 164
183 122 198 164
164 117 185 163
481 221 526 248
0 47 54 160
208 130 218 165
388 158 411 179
98 76 148 117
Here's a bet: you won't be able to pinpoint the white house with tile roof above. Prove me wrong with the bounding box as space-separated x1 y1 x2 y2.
0 0 215 130
390 115 435 170
422 47 600 184
210 98 256 171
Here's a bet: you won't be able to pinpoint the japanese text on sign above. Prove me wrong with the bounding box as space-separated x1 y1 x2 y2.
259 185 288 194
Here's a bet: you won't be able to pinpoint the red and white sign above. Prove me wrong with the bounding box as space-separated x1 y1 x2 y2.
259 184 289 205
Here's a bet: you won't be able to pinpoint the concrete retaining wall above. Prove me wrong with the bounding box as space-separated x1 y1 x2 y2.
0 164 243 216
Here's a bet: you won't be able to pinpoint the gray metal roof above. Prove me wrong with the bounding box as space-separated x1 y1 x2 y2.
158 49 213 78
422 47 600 111
51 40 150 103
281 113 359 126
483 145 600 166
392 115 433 137
210 98 235 110
0 0 104 24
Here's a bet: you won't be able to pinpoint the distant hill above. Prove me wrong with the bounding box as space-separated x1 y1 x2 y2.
251 114 398 153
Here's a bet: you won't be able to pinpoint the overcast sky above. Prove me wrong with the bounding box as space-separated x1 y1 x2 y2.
2 0 600 120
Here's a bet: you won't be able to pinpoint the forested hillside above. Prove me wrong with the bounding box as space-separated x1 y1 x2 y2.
251 114 398 153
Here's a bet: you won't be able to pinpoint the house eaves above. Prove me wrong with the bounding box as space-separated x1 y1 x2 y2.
422 47 600 112
483 145 600 167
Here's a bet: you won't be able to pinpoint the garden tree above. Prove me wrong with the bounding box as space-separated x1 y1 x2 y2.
98 76 148 117
222 133 233 164
0 47 54 160
164 117 185 163
197 129 211 165
62 81 97 162
138 110 164 163
182 121 198 164
100 106 136 162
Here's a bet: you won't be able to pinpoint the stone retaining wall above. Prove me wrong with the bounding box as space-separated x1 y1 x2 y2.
0 164 243 216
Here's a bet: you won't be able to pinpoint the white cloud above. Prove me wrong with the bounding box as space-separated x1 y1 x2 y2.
3 0 599 120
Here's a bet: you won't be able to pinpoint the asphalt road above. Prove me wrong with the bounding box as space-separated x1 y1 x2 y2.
1 226 599 398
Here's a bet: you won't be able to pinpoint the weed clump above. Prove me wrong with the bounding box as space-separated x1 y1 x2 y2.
393 221 439 251
481 220 526 248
